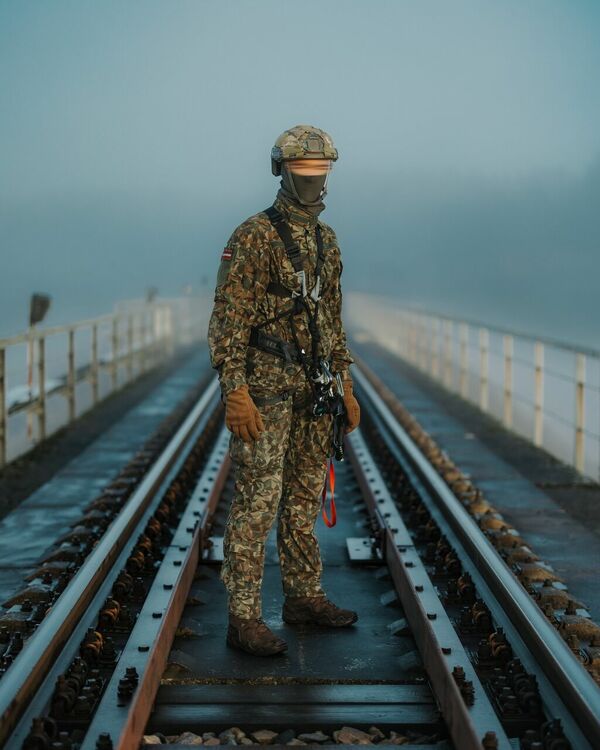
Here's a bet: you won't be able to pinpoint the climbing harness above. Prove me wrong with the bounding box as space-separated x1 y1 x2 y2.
248 205 328 407
246 204 348 528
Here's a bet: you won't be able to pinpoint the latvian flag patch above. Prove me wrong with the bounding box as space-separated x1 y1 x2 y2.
221 246 233 261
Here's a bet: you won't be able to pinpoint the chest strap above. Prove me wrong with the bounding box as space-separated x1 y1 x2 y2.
263 205 325 300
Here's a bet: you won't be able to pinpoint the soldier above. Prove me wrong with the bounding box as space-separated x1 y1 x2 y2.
207 125 361 656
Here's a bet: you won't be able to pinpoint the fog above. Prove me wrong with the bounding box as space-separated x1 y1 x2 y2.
2 0 599 347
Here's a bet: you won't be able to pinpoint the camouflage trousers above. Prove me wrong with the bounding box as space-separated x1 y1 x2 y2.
220 386 334 619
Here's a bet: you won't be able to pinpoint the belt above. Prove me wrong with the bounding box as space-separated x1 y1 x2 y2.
250 388 312 412
250 390 291 406
248 328 304 364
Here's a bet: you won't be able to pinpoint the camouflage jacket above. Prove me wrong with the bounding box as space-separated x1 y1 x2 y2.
207 193 354 397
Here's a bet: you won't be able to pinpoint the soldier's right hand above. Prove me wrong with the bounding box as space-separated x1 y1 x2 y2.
225 385 265 442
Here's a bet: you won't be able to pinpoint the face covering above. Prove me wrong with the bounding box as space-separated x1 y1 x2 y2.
279 163 330 216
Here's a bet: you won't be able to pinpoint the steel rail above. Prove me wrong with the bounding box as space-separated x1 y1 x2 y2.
0 376 220 746
353 364 600 749
346 429 512 750
80 427 230 750
6 384 222 749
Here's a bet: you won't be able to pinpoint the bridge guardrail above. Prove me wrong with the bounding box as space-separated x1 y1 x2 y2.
0 295 210 469
346 292 600 483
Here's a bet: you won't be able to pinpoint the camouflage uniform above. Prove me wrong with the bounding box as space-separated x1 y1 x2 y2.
208 189 353 620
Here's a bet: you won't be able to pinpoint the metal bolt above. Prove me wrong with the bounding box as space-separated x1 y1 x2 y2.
482 731 498 749
453 665 465 682
125 666 139 685
117 678 133 700
96 733 113 750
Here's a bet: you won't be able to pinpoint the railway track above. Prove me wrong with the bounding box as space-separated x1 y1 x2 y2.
1 365 599 749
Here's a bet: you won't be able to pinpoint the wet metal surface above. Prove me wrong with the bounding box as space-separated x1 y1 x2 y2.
148 463 442 739
158 463 432 688
153 684 438 732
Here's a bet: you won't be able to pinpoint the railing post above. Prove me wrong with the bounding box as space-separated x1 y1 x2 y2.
111 317 119 390
91 324 99 406
150 307 158 365
393 308 402 357
0 348 6 469
165 305 175 358
139 314 147 374
431 317 440 379
400 311 408 359
443 320 453 389
479 328 489 411
459 323 469 399
413 313 420 369
575 353 586 473
396 310 403 357
160 305 166 360
67 328 76 422
503 334 513 428
534 342 544 447
37 336 46 441
409 313 417 365
419 314 427 371
127 314 134 382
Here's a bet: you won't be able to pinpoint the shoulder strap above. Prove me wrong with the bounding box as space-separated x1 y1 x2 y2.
263 206 303 273
315 224 325 277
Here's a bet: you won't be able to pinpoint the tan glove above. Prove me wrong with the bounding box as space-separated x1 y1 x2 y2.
225 385 265 442
342 379 360 434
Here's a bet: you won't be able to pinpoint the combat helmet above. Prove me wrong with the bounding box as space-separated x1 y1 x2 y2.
271 125 338 176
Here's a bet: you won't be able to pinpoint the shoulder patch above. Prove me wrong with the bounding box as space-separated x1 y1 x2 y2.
216 242 238 287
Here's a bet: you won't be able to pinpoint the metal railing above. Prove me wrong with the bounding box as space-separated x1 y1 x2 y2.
0 295 211 469
346 292 600 483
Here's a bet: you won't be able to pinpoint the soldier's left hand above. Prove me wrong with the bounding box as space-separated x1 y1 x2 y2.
342 379 360 434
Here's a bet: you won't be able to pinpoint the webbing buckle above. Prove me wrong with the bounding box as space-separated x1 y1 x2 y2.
296 269 308 297
310 276 321 302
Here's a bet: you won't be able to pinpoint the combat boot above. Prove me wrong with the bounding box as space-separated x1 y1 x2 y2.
226 613 288 656
283 594 358 627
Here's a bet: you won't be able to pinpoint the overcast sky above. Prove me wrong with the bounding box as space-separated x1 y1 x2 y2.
2 1 599 344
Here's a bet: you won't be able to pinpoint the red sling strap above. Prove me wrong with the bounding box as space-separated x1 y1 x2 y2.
321 457 337 527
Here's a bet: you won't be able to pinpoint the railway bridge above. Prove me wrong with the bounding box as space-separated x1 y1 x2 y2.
0 293 599 750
